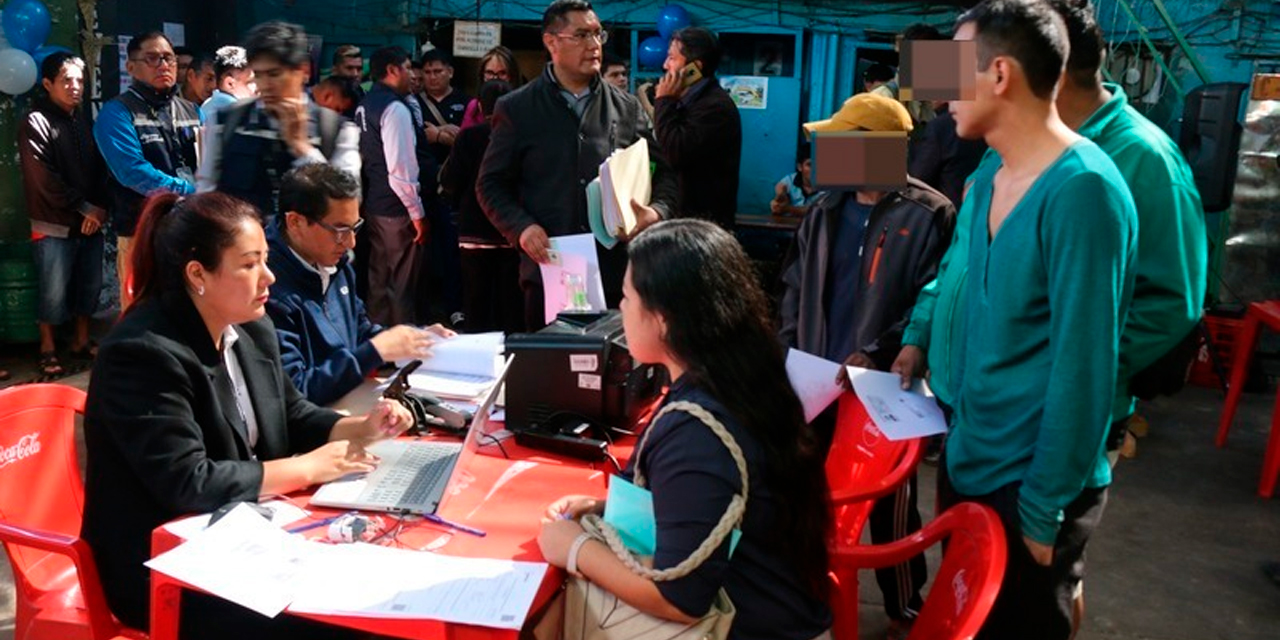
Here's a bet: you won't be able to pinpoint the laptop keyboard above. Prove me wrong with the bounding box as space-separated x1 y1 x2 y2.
366 443 459 508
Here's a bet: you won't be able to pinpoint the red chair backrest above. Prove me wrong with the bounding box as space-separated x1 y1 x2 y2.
825 393 923 544
904 503 1006 640
0 384 87 584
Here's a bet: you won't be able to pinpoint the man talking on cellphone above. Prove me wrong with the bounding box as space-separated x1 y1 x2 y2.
652 27 742 230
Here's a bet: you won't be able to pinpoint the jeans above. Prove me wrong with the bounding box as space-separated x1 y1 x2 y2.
33 233 104 325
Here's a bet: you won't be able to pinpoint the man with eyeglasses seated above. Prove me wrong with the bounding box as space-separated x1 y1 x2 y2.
479 0 677 330
95 31 203 309
266 163 452 406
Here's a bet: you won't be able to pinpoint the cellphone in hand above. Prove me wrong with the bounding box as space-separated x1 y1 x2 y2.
680 63 703 88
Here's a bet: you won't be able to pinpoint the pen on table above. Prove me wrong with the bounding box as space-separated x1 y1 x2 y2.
287 511 356 534
425 513 486 537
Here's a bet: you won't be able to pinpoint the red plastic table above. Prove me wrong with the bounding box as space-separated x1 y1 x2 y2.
148 433 632 640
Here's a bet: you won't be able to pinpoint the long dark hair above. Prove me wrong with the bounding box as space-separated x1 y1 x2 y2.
130 192 261 307
628 219 831 595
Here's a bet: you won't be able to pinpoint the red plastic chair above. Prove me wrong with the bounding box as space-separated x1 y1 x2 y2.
829 502 1007 640
0 384 146 640
823 393 924 639
1214 300 1280 497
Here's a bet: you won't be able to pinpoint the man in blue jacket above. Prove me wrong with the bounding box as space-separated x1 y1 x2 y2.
94 31 202 308
266 163 449 405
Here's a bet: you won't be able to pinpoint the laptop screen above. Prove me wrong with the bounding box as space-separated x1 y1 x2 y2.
436 356 512 513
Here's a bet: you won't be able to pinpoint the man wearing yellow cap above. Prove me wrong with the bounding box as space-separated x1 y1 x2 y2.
779 92 954 638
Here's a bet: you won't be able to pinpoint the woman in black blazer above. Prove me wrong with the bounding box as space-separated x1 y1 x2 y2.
82 192 410 639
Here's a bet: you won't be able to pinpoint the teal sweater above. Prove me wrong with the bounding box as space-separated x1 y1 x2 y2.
1081 85 1208 422
947 140 1136 545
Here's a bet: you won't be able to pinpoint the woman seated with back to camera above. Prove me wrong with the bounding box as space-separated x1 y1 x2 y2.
538 219 833 639
81 191 411 639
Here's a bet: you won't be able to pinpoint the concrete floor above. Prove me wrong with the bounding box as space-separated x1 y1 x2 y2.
1 351 1278 639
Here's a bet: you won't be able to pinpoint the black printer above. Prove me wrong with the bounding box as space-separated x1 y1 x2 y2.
504 311 664 435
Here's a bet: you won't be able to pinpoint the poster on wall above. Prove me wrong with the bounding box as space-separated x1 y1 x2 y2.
719 76 767 110
118 35 132 96
163 22 185 47
454 21 501 58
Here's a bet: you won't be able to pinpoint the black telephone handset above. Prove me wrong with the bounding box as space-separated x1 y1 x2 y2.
382 360 473 435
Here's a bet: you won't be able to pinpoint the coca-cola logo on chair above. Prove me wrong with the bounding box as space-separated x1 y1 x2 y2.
0 433 42 470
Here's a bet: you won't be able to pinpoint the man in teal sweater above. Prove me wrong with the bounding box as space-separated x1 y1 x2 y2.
933 2 1137 639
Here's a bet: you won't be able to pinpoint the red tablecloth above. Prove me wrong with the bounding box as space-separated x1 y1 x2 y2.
149 434 633 640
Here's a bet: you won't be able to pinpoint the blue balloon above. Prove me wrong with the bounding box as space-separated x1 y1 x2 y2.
2 0 52 54
656 4 691 40
32 45 73 71
638 36 668 70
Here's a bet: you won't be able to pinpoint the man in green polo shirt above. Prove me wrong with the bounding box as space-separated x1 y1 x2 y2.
895 0 1206 453
931 1 1138 638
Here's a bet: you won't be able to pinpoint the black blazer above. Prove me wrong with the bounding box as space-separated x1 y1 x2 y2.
81 291 341 628
653 80 743 230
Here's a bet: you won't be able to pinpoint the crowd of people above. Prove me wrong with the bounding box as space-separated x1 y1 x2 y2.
12 0 1212 637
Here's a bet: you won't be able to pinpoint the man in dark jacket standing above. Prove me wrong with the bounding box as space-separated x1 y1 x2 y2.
780 93 954 639
653 27 741 229
478 0 677 330
19 52 109 377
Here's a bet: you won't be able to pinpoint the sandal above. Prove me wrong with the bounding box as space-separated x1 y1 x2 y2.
68 340 99 360
39 352 66 378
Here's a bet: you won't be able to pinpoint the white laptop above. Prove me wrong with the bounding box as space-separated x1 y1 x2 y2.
309 358 510 515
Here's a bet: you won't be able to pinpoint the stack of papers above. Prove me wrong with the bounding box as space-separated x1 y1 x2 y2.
538 234 607 324
588 138 652 247
396 332 504 399
146 503 548 629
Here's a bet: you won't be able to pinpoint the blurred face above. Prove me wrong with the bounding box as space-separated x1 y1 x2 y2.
127 37 178 91
663 40 688 74
177 52 193 81
186 62 216 102
620 266 667 366
385 60 412 95
336 56 363 79
313 83 353 114
285 197 360 268
190 219 275 328
422 60 452 94
949 22 996 140
603 63 628 89
543 10 604 81
226 68 258 99
799 158 812 184
408 67 425 94
251 56 307 106
482 57 511 82
43 62 84 113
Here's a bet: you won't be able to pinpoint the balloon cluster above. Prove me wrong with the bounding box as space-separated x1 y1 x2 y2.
0 0 71 96
637 4 690 70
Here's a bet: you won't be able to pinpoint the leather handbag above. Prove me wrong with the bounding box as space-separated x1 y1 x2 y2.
532 401 745 640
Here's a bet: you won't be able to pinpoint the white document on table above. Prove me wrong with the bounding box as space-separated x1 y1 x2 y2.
785 349 845 423
538 234 606 324
395 332 505 399
845 366 947 440
289 542 548 629
162 499 310 541
146 504 315 617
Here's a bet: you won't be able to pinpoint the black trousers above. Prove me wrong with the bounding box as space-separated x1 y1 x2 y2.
937 455 1108 640
460 245 524 334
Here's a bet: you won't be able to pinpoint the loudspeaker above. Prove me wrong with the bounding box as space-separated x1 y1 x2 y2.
1178 82 1249 213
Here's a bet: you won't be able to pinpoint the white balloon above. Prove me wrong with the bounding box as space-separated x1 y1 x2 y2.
0 48 37 95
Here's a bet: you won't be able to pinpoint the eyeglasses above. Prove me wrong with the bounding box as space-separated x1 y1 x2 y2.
554 29 609 46
131 53 177 68
482 69 511 81
314 217 365 244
